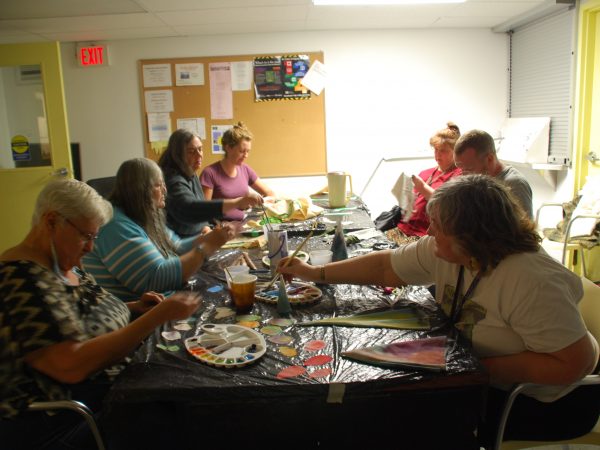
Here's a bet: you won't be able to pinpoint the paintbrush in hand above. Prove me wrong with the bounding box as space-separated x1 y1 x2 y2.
263 225 316 291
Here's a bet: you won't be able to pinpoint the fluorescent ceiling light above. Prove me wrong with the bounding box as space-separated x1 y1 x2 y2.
313 0 465 4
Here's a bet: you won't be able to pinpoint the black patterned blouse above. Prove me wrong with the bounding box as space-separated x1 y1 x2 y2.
0 260 131 419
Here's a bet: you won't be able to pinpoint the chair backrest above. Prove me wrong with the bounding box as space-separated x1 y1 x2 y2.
580 277 600 360
86 176 116 199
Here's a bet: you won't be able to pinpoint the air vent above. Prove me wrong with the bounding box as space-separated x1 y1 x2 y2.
17 65 42 84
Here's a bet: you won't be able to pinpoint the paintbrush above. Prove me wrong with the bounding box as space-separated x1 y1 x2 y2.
262 224 316 291
261 203 273 232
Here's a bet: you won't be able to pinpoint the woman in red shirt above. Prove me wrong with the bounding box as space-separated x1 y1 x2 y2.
389 122 462 243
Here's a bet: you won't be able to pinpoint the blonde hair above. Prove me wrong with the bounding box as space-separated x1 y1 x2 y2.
430 122 461 148
222 122 253 156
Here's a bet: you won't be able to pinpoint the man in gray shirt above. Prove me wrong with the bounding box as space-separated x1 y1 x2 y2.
453 129 533 218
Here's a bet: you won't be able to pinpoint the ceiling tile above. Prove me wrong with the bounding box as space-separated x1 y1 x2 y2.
174 20 308 36
0 0 145 20
449 1 540 18
139 0 311 11
2 13 165 33
40 27 181 43
157 5 309 25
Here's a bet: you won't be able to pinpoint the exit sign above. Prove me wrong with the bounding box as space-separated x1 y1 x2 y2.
77 43 109 67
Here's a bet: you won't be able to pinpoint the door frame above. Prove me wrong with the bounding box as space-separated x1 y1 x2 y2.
574 0 600 188
0 41 71 250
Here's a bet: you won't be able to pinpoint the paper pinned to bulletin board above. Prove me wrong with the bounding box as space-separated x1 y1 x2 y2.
138 52 327 177
211 125 230 155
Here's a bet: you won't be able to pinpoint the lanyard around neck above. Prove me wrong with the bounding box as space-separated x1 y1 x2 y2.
449 265 482 325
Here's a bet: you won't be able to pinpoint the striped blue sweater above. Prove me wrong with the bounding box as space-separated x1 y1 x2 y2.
82 207 195 301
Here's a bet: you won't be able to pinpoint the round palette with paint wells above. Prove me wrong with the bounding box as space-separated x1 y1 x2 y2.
255 281 322 306
184 323 267 369
261 251 309 267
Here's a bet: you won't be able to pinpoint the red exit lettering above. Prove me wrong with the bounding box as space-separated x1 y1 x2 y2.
80 47 104 66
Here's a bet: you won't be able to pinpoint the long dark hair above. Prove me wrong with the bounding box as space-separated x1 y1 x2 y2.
158 129 199 178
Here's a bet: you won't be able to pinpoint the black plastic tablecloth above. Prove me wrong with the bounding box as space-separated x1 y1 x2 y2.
104 241 487 449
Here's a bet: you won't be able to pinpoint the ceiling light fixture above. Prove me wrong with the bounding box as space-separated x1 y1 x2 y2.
313 0 465 4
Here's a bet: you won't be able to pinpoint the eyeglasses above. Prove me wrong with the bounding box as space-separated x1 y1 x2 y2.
61 215 98 243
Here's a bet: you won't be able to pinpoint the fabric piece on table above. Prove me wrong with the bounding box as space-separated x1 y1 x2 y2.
342 336 447 371
298 308 429 330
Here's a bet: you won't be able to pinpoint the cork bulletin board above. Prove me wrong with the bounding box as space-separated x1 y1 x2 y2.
138 52 327 177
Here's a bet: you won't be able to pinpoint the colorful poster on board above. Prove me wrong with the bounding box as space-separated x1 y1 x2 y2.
281 55 310 99
254 57 283 101
253 55 311 101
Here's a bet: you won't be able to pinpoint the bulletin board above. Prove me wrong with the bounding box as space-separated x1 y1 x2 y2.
138 52 326 177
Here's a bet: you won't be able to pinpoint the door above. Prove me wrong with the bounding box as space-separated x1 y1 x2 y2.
574 0 600 280
0 42 72 252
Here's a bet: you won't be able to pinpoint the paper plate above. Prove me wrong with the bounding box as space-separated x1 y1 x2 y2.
184 324 267 369
262 250 309 267
255 281 322 306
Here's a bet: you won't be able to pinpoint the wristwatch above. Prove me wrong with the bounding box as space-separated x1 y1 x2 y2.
195 243 207 259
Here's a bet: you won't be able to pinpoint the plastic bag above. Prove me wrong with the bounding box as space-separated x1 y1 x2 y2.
374 205 404 231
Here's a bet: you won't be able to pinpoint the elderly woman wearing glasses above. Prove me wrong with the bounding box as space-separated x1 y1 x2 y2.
0 178 200 449
158 129 262 237
83 157 237 301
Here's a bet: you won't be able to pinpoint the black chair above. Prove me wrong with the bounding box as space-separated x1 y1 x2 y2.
86 176 116 199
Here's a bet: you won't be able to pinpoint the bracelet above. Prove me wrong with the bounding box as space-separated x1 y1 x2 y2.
320 264 326 281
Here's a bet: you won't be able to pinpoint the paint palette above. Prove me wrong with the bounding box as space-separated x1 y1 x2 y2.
184 324 266 369
255 281 322 306
261 251 309 267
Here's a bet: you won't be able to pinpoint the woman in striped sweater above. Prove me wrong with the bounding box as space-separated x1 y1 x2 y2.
83 158 236 301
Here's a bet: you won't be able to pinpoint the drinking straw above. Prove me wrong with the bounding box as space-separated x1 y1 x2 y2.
224 267 233 283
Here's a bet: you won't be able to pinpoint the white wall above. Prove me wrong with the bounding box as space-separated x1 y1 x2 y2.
60 28 516 217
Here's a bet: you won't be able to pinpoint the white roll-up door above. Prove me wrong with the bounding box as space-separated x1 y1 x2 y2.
510 8 576 164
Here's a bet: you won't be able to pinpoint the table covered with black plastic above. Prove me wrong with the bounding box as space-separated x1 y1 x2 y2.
103 240 488 450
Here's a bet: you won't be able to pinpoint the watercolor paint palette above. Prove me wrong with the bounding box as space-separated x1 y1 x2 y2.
255 281 322 306
261 251 309 267
184 324 266 369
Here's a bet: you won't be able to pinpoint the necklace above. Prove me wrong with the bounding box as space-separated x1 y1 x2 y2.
448 265 482 325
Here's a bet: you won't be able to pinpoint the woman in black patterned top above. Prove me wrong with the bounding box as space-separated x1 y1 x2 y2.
0 178 201 449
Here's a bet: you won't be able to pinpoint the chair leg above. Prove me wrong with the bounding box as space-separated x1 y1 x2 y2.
581 247 587 279
28 400 106 450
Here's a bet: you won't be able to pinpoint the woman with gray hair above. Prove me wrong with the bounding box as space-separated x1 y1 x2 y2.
158 129 261 237
0 178 200 449
277 174 599 446
83 157 236 301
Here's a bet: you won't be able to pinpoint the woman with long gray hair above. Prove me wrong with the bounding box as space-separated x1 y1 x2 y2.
83 157 236 301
